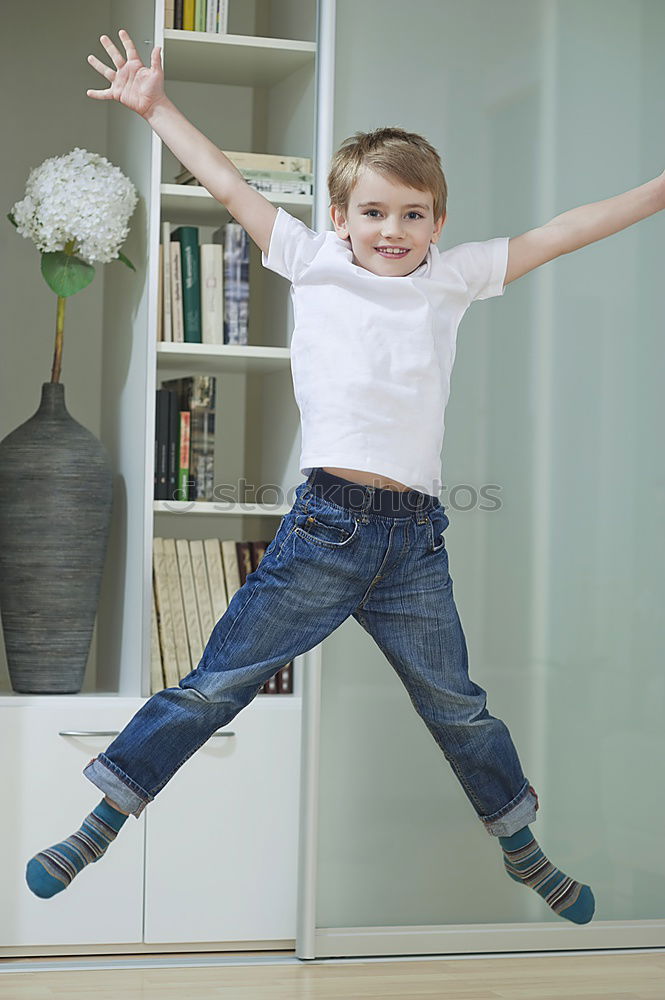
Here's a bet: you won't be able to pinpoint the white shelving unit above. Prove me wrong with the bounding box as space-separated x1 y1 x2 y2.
0 0 321 959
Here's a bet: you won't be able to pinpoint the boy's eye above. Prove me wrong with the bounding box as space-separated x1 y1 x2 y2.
362 210 423 220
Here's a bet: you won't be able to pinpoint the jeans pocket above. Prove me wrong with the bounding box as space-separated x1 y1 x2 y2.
427 508 449 554
294 506 359 549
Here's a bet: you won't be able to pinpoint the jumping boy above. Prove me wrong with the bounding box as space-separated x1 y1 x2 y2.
26 30 665 925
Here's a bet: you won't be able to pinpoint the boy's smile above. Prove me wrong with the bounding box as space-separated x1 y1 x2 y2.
330 166 446 276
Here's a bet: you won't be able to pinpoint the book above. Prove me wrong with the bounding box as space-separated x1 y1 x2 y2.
195 0 206 32
236 541 253 586
203 538 228 619
176 539 204 667
200 243 224 345
154 388 170 500
174 0 183 29
162 538 192 681
221 539 241 601
176 168 313 197
161 221 172 342
172 226 201 344
183 0 195 31
176 410 191 501
176 150 312 176
212 222 249 345
167 389 180 501
150 582 165 694
169 240 184 343
190 539 215 639
152 538 179 687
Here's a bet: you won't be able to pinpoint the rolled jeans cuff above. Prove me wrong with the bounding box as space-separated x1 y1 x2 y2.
480 780 539 837
83 754 152 818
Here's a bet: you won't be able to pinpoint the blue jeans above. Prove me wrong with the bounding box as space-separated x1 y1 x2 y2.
84 468 538 837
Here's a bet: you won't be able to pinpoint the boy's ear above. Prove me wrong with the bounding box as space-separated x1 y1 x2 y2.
330 203 350 239
432 211 447 242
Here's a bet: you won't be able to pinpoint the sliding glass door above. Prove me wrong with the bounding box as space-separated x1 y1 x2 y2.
299 0 665 957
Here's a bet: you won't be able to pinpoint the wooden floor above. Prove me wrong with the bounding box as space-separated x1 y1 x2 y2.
0 951 664 999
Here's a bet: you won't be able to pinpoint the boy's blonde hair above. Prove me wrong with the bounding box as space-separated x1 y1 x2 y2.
327 126 448 223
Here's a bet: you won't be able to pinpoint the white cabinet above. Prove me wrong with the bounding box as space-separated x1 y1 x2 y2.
0 700 145 947
0 0 318 955
144 698 301 943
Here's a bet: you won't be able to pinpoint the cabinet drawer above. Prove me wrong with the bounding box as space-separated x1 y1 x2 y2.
144 698 301 944
0 700 145 947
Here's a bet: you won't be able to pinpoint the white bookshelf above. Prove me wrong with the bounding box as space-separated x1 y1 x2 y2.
162 28 315 86
0 0 320 958
156 342 291 375
160 183 313 225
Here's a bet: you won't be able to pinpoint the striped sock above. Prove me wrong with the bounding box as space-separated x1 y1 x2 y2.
499 825 595 924
26 799 129 899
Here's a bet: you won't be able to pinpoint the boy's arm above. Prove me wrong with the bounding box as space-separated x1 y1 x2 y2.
87 29 277 256
504 174 665 285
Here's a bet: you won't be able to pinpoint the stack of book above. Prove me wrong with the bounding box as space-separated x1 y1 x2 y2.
152 535 294 695
165 0 228 32
174 149 313 196
155 376 215 503
159 221 248 346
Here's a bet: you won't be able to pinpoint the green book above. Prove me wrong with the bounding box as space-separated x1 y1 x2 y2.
172 226 201 343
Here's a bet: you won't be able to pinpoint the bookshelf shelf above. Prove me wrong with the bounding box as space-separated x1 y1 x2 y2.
160 184 313 225
163 30 316 86
153 500 292 516
156 342 290 374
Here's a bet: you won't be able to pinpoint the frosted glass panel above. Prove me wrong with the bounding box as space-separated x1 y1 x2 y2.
315 0 665 928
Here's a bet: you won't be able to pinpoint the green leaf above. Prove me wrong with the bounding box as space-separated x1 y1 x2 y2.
116 250 136 271
7 212 17 228
40 251 95 297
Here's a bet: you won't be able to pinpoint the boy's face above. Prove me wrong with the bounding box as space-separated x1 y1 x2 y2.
330 166 446 276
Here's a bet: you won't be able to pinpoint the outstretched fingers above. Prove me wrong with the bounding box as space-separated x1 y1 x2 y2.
87 53 115 81
100 33 126 69
118 28 140 62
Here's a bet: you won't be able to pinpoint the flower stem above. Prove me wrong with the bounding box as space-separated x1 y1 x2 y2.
51 295 65 383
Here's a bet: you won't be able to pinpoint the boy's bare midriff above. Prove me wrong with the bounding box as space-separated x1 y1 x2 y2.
322 467 411 492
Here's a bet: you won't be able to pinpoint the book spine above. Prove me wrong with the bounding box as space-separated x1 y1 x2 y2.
162 538 191 681
150 582 165 693
203 538 228 620
189 539 215 639
217 223 249 346
169 241 184 343
220 539 241 601
200 243 224 345
183 0 195 30
236 541 252 586
177 410 191 501
195 0 206 32
167 390 179 501
152 538 180 687
176 539 204 667
155 389 170 500
206 0 216 32
174 0 184 29
161 221 172 342
172 226 201 344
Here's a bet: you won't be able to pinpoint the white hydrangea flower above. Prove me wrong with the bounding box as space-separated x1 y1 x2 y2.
11 147 138 265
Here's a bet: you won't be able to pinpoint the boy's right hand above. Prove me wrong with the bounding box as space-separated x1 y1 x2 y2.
87 29 165 119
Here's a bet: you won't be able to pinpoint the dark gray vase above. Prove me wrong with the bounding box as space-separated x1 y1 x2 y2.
0 382 113 693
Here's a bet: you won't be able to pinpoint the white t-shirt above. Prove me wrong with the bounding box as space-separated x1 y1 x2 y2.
261 206 509 496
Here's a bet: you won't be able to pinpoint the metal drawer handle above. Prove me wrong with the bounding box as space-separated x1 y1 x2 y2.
59 731 120 738
59 730 236 738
